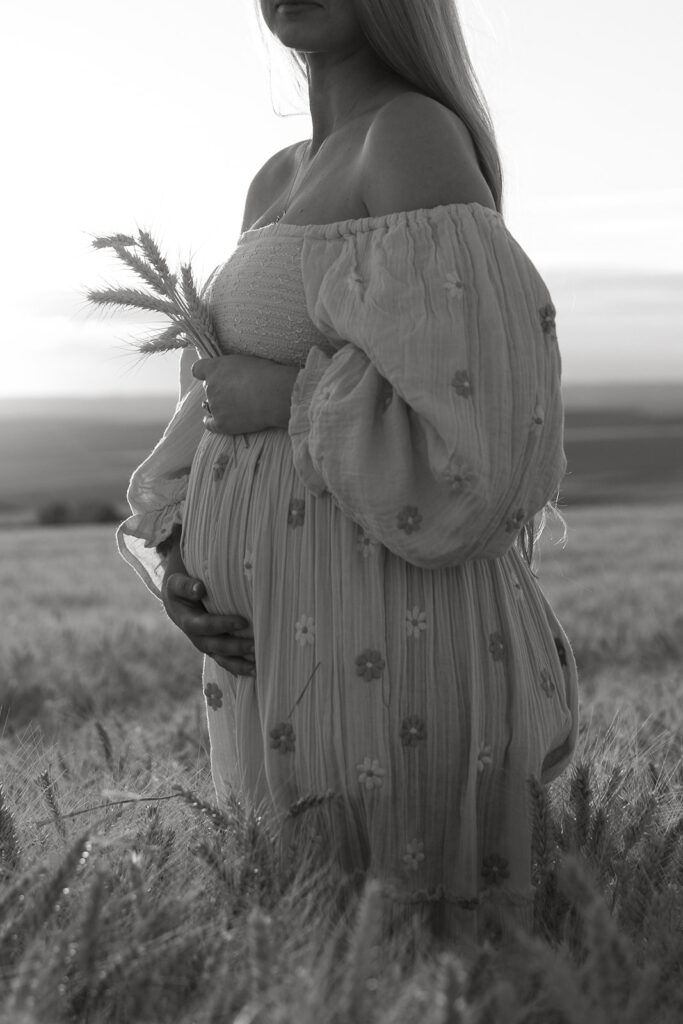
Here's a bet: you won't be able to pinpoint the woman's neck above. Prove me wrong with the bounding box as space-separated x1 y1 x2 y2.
305 45 405 154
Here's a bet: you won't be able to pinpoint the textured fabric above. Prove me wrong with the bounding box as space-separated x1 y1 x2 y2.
289 203 566 567
119 203 579 941
207 230 336 365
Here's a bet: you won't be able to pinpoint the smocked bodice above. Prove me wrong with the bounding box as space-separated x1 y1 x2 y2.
205 231 334 367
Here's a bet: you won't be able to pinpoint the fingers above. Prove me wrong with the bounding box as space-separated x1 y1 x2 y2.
211 655 257 677
161 569 256 674
200 634 254 657
191 358 211 382
165 572 206 602
182 611 251 637
193 637 257 677
163 574 249 635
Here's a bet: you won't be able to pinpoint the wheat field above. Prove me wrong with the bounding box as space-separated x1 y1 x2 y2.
0 502 681 1023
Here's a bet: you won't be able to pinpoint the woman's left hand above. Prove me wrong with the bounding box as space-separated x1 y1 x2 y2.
192 355 300 435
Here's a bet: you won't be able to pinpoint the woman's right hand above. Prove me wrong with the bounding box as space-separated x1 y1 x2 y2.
160 537 256 676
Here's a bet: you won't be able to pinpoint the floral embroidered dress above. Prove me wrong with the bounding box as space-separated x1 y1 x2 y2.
117 203 579 941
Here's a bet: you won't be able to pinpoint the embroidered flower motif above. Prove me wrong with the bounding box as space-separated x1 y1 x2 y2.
488 632 505 661
204 682 223 711
539 302 558 342
213 454 230 482
243 550 254 581
532 404 545 426
451 370 472 397
481 853 510 886
355 649 385 681
288 498 305 528
402 839 425 871
405 606 428 639
269 722 295 754
356 528 378 559
554 637 568 667
540 668 555 697
356 757 385 790
378 377 393 412
400 715 426 747
505 508 526 533
448 468 477 493
443 271 464 297
397 505 422 534
295 615 315 647
477 743 493 772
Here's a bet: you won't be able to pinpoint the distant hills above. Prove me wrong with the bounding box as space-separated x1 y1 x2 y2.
1 381 682 422
1 381 682 524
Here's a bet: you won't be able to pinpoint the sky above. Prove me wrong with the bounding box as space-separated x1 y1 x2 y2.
1 0 681 397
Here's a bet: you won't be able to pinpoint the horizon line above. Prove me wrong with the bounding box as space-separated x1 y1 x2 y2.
2 378 683 401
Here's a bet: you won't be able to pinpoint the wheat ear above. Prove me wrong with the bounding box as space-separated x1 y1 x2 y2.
171 785 231 832
569 759 592 849
86 286 178 316
91 233 136 249
94 720 114 771
178 264 221 355
137 228 175 283
287 789 338 819
528 774 554 873
37 768 66 841
139 323 188 354
587 804 608 862
111 241 168 295
0 782 20 873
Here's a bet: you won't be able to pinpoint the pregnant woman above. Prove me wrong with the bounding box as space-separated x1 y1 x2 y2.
118 0 579 942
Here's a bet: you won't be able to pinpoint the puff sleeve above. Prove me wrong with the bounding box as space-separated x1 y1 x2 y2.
288 203 566 569
116 343 207 597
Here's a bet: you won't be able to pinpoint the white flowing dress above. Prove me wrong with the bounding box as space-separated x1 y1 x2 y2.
118 203 579 941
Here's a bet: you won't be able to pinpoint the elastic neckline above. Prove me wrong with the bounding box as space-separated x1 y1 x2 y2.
238 201 501 243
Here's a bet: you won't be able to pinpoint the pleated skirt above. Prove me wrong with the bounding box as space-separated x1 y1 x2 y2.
182 427 578 943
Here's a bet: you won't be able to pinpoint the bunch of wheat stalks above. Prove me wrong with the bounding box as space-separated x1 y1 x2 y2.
87 230 220 358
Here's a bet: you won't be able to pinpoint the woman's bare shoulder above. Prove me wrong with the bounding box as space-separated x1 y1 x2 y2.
361 91 496 217
240 142 306 233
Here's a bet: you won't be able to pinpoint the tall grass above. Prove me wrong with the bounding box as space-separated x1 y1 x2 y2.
0 504 681 1022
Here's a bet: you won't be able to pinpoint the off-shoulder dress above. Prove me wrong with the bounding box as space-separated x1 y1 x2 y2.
117 203 579 941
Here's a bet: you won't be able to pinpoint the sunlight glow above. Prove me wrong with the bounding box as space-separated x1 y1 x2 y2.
2 0 680 396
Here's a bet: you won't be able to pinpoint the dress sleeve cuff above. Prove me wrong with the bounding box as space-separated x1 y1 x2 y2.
116 498 186 600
